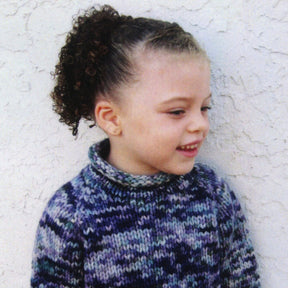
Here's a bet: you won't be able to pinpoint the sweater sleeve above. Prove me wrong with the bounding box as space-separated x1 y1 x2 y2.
217 180 261 287
31 185 84 288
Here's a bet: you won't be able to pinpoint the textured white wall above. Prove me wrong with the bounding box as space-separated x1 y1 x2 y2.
1 0 287 287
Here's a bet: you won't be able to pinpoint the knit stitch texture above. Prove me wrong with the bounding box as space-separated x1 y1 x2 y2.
31 139 261 287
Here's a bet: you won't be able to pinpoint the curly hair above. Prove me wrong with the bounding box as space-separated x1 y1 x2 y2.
51 5 206 136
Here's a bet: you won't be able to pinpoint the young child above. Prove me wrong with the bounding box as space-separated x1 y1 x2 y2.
31 5 261 287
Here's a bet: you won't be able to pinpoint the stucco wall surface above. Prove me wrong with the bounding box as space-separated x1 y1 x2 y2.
1 0 287 287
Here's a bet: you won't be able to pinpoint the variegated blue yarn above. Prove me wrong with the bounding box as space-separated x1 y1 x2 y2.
31 139 260 287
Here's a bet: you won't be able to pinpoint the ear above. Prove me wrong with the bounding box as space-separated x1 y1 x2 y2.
94 100 122 136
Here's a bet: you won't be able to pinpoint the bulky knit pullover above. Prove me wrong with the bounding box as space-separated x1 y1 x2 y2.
31 139 260 287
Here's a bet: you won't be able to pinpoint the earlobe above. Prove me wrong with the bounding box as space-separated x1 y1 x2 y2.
94 100 122 136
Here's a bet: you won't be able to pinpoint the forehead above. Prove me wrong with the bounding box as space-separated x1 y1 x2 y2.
135 49 209 87
116 49 211 109
133 49 209 80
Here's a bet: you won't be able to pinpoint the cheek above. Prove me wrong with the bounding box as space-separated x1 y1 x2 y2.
123 113 147 135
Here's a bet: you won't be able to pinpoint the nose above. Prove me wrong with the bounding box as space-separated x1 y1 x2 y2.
187 112 209 135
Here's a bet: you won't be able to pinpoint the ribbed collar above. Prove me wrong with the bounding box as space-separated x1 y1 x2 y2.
88 139 178 188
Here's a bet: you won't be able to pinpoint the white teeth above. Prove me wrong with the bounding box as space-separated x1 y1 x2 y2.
180 144 198 150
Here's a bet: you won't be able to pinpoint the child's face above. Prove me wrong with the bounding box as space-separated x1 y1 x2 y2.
110 50 211 175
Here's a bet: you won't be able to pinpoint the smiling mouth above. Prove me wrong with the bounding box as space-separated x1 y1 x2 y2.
176 143 199 158
177 144 198 151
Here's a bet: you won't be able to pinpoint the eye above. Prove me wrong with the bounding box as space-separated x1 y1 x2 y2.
201 106 212 112
167 109 186 116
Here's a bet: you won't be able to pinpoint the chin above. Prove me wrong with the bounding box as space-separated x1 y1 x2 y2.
173 168 194 176
166 162 195 176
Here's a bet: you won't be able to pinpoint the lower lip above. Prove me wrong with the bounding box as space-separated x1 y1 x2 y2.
176 148 198 158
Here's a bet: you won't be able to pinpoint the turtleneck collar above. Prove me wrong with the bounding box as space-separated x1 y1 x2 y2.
88 139 178 188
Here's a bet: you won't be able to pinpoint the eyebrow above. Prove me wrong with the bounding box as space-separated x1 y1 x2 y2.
158 93 212 106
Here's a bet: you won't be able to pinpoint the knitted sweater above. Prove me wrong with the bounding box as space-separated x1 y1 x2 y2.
31 139 260 288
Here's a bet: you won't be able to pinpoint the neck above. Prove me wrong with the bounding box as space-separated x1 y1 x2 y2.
107 138 159 176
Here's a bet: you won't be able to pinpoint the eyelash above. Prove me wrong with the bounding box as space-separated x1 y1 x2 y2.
168 109 185 116
201 106 212 112
168 106 212 116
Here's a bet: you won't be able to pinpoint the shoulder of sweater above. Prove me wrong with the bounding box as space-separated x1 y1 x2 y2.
192 162 236 208
41 165 91 225
191 162 222 186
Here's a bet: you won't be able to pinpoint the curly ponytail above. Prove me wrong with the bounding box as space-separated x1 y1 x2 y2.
51 5 206 136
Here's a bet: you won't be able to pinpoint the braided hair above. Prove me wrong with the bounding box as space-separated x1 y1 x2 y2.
51 5 206 135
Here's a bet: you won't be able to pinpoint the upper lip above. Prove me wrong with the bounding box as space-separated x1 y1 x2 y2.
177 140 202 150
